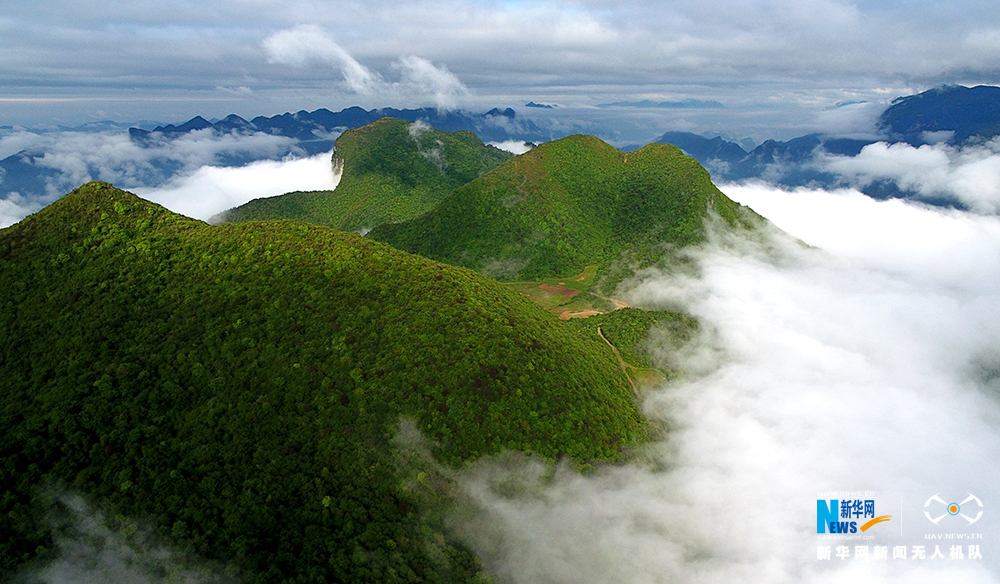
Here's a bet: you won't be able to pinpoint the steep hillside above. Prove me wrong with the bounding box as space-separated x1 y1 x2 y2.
219 118 512 231
371 135 761 283
0 183 644 583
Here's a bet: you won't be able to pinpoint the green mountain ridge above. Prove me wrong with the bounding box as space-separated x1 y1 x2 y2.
219 118 512 231
371 134 763 282
0 183 645 583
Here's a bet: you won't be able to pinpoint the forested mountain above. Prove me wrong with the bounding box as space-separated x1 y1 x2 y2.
371 134 762 282
219 118 513 231
0 182 645 583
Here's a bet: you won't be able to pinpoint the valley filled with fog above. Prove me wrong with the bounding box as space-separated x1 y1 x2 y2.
446 184 1000 583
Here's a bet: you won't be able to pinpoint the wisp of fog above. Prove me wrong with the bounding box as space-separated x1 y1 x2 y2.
449 185 1000 583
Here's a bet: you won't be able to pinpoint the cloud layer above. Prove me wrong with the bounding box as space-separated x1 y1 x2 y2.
3 0 999 136
818 139 1000 213
448 185 1000 583
136 150 341 221
0 127 315 226
17 491 230 584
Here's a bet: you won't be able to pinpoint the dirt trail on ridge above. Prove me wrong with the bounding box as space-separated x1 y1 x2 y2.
597 324 638 397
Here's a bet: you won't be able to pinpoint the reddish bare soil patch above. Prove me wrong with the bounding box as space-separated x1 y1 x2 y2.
539 284 580 297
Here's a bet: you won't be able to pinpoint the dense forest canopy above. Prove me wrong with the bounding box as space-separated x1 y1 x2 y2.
220 118 513 231
0 182 646 583
372 134 761 282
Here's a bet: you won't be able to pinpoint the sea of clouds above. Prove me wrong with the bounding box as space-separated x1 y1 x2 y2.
817 137 1000 214
0 128 339 227
447 185 1000 583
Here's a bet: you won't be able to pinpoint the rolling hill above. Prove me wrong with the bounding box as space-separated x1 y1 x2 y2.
0 182 645 583
219 118 513 232
370 134 762 283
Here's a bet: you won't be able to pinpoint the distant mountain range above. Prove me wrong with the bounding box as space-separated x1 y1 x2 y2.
220 119 762 284
370 134 760 283
3 85 999 217
641 85 1000 204
219 118 514 230
130 106 551 156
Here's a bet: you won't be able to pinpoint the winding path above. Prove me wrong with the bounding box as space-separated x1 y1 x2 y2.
597 324 638 397
592 293 630 311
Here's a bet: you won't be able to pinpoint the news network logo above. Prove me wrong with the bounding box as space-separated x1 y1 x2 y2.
817 499 892 534
924 493 983 526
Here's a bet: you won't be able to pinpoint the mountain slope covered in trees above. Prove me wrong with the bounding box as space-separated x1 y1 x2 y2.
371 134 762 282
0 183 645 583
220 118 513 231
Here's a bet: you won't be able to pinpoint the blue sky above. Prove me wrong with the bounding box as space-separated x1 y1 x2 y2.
2 0 999 138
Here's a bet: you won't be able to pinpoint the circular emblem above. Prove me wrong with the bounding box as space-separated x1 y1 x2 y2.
924 493 983 525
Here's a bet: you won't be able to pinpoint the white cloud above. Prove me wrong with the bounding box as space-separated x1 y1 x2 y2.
488 140 535 155
16 490 230 584
396 55 469 111
262 25 470 110
448 186 1000 583
136 149 341 221
215 85 254 98
263 25 383 94
808 100 889 139
0 191 42 228
818 140 1000 214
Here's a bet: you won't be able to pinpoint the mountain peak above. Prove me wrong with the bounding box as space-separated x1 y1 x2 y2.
41 181 160 218
220 117 513 229
372 133 758 282
879 84 1000 143
3 182 198 258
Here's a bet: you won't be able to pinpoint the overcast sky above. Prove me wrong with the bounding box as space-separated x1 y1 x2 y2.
2 0 999 139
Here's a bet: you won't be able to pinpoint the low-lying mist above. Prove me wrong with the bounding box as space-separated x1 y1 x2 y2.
0 127 337 226
136 150 341 221
15 490 232 584
448 184 1000 583
817 138 1000 214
